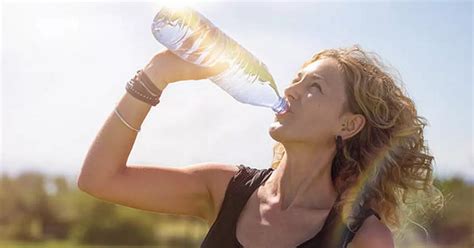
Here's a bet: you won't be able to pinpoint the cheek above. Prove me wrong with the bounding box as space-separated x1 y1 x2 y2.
289 94 336 125
301 100 337 129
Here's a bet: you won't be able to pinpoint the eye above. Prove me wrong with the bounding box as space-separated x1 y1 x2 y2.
311 82 322 92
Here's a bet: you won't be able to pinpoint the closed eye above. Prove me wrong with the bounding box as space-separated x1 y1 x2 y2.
291 79 323 93
311 82 323 93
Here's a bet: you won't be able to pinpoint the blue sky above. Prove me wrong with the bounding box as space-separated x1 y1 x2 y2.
2 1 472 181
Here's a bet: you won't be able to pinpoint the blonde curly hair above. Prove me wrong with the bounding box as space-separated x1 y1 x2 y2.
271 45 444 239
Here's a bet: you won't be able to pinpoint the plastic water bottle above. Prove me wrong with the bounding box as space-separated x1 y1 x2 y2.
151 7 289 114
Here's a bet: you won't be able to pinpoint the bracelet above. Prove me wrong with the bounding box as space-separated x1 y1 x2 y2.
125 70 163 106
114 107 141 132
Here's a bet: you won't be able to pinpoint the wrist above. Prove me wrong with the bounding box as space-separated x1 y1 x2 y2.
125 70 163 107
154 77 168 91
143 65 169 92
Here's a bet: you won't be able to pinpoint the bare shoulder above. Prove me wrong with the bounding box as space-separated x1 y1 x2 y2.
348 215 394 248
188 163 240 225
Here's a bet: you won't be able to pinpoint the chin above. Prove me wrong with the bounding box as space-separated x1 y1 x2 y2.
268 120 289 142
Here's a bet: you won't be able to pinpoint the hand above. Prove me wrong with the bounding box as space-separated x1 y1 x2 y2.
143 49 228 91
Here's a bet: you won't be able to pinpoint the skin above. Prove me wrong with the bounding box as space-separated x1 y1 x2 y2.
266 57 366 212
236 58 394 247
79 50 393 247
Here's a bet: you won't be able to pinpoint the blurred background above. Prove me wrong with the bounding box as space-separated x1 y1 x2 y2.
1 0 472 247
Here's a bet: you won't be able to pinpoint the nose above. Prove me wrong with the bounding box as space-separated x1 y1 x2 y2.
283 83 300 102
282 85 300 113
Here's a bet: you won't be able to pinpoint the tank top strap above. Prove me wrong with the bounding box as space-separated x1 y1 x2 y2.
351 207 382 231
200 164 273 248
228 164 273 197
340 207 382 247
219 164 271 217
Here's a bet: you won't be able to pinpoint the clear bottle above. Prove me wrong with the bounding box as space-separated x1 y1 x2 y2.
151 7 288 114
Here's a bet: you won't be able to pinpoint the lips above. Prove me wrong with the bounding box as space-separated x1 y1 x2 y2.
275 100 292 118
275 108 291 118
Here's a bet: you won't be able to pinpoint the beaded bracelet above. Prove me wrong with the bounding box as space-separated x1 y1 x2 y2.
116 70 165 132
125 70 163 106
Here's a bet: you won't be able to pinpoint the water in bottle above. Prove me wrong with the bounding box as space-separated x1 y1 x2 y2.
151 7 289 114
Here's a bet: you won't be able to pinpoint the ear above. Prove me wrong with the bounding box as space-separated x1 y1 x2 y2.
340 114 365 140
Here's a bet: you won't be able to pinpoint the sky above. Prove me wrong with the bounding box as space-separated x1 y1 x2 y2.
1 0 473 182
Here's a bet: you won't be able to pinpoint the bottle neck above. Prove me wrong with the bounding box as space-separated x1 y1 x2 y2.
272 97 289 114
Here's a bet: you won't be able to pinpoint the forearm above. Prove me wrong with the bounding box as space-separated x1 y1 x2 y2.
78 91 152 188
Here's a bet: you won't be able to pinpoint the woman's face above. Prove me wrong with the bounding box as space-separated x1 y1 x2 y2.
269 58 349 147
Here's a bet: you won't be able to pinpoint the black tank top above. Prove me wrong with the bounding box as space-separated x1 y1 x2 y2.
201 164 381 248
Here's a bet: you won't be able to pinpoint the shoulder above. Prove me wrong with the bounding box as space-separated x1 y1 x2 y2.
191 163 241 225
192 162 241 198
348 215 394 248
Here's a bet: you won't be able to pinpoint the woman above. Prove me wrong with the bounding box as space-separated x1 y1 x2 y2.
78 45 443 247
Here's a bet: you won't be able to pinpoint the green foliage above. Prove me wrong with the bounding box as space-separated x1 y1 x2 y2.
69 199 157 245
0 171 472 247
0 173 52 241
0 171 207 246
427 177 474 246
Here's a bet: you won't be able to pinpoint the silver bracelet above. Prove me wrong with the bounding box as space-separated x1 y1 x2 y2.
114 107 141 132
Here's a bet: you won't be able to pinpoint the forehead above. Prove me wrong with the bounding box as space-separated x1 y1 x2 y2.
300 58 346 91
298 59 347 102
300 58 342 81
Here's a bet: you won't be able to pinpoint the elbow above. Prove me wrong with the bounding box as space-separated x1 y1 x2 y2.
77 173 107 197
77 172 93 193
76 171 106 200
77 165 101 193
76 163 124 194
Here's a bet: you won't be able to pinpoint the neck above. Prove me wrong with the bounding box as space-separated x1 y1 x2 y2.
263 143 339 212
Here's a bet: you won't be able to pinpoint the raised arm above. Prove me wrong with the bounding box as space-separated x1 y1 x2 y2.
77 50 232 223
